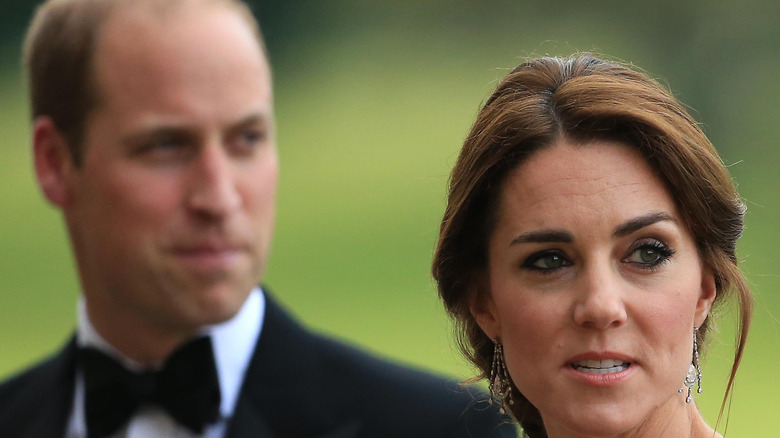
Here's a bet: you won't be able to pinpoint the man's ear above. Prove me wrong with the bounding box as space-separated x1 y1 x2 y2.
694 266 717 327
468 276 501 341
32 117 77 207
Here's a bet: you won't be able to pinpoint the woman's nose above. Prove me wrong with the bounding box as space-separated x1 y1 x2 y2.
572 262 628 330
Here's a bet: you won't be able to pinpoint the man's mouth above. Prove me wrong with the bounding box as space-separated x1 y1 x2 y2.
570 359 630 374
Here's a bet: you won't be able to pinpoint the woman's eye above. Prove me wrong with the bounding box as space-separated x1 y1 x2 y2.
522 251 569 272
624 242 675 267
636 247 661 263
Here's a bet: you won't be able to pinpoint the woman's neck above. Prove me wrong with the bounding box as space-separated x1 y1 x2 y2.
543 398 721 438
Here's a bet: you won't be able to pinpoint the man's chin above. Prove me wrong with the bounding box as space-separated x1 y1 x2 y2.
185 282 254 326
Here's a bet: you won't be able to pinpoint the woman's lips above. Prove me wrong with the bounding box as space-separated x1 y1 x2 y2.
565 352 637 385
571 359 630 374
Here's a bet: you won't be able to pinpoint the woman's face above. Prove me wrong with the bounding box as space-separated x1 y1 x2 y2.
473 138 716 436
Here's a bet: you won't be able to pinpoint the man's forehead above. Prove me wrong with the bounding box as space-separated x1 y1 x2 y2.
102 0 239 23
91 1 270 98
84 0 273 139
98 0 253 44
88 0 269 94
95 0 266 65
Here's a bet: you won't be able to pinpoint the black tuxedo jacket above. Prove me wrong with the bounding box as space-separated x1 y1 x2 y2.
0 294 515 437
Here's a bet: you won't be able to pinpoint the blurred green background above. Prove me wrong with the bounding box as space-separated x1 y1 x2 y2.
1 0 777 434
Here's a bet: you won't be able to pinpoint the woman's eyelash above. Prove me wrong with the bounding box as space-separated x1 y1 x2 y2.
521 250 570 273
624 240 676 270
519 240 675 274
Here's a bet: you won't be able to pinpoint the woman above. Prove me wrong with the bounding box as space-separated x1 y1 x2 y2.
433 55 752 437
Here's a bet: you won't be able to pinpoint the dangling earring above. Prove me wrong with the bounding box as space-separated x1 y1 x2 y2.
679 326 703 403
488 338 514 414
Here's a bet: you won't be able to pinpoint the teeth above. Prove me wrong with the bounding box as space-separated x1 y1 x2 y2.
572 359 629 374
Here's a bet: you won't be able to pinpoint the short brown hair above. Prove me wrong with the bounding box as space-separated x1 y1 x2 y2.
22 0 266 165
432 55 752 437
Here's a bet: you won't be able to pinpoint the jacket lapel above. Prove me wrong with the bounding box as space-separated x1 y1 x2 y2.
312 421 361 438
0 337 77 438
224 396 276 438
226 291 362 438
44 337 78 438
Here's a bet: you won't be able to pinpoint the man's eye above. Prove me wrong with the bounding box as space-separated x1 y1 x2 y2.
138 137 185 154
242 129 265 143
129 136 193 164
522 251 569 272
149 139 180 151
233 129 267 152
158 138 182 148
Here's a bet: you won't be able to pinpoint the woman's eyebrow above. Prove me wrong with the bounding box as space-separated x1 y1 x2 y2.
613 212 678 238
510 230 573 246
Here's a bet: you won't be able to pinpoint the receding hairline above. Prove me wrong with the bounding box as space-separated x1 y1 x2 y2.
22 0 269 163
98 0 268 58
93 0 270 83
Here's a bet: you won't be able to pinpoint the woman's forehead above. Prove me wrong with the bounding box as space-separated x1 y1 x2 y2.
495 139 680 232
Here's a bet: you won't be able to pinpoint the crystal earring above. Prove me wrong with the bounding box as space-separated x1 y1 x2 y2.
488 338 514 414
679 326 703 403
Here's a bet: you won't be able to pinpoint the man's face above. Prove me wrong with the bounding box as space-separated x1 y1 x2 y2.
61 5 277 338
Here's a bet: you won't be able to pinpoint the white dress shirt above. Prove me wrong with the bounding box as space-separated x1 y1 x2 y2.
65 288 265 438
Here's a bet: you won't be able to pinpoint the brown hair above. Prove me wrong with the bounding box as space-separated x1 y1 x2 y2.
22 0 266 165
432 55 752 437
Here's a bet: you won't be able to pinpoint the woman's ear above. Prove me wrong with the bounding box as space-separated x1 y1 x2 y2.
469 276 501 340
33 117 77 207
694 266 717 327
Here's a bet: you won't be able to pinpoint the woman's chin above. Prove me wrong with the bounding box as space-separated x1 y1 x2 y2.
541 405 645 438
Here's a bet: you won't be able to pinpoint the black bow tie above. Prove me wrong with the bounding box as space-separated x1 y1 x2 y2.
78 336 221 438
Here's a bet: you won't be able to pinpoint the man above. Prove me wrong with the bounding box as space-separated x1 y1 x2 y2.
0 0 513 437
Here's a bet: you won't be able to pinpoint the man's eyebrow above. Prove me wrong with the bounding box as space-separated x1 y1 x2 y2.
510 230 574 246
613 212 678 237
120 113 272 144
229 113 272 130
121 126 192 146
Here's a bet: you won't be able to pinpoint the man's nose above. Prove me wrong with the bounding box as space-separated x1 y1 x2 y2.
572 261 628 330
186 142 242 217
